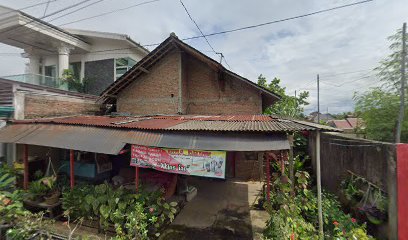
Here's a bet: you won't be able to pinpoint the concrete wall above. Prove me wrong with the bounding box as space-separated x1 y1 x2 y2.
84 59 115 95
117 50 180 115
116 51 263 115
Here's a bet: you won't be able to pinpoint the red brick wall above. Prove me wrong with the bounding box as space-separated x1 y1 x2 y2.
184 55 262 114
116 51 263 115
24 94 99 119
117 50 181 115
234 151 263 180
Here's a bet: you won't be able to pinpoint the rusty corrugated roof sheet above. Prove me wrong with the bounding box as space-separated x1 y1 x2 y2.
13 115 340 132
0 124 290 152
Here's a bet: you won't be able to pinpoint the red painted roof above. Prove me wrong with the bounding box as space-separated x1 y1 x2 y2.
330 120 353 129
13 115 340 132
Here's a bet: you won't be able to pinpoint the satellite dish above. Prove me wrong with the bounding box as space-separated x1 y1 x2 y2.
0 120 6 128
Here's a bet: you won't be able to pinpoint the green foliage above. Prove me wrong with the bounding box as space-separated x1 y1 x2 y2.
27 175 58 200
354 27 408 142
0 190 28 226
257 74 309 118
263 168 374 239
374 27 408 92
354 87 408 142
61 69 94 93
0 165 17 192
62 182 178 239
6 212 53 239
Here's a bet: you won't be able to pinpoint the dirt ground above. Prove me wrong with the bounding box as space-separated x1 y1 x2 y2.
159 178 268 240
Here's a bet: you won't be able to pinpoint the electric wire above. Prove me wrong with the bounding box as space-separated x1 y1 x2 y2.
43 0 52 17
0 0 59 16
47 0 106 23
179 0 232 69
0 0 93 36
13 0 374 54
58 0 160 26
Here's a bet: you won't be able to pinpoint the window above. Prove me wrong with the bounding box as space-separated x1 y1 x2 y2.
115 57 136 79
44 65 56 78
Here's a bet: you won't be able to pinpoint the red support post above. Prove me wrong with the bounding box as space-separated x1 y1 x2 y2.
70 149 74 190
23 144 29 190
266 153 271 201
135 166 139 192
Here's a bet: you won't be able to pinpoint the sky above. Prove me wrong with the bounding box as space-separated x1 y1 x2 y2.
0 0 406 114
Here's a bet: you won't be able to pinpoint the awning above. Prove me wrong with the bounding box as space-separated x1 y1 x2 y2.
0 124 126 155
0 124 290 153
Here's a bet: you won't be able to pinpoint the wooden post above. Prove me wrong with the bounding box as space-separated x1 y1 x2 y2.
288 134 295 195
23 144 29 190
266 153 271 201
316 131 324 238
70 149 74 190
135 167 139 192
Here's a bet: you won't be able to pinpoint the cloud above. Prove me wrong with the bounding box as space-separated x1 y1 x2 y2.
0 0 406 114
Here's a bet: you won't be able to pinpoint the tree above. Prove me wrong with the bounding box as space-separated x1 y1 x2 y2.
354 88 408 142
375 28 408 91
257 74 309 118
354 27 408 142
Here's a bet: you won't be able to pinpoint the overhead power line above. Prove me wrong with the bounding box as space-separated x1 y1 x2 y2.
179 0 231 69
31 0 374 54
58 0 160 26
0 0 93 36
0 0 59 16
181 0 374 41
48 0 106 23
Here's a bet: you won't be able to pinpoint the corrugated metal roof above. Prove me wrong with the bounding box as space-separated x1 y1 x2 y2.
0 124 289 152
14 115 340 132
0 124 126 155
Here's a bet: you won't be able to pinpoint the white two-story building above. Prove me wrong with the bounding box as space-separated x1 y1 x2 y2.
0 5 149 95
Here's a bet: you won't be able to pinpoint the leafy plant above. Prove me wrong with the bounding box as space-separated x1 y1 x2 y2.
6 212 53 239
0 190 28 226
62 182 178 238
263 167 375 239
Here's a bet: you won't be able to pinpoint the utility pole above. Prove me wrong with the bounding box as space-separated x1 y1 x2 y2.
317 74 320 123
396 22 407 143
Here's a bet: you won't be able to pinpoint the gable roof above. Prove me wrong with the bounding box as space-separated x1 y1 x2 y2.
98 34 281 105
64 28 149 54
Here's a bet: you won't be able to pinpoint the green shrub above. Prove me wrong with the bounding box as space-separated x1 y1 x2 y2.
62 182 178 239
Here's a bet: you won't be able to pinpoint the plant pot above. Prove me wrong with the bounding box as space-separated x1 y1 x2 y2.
44 191 60 205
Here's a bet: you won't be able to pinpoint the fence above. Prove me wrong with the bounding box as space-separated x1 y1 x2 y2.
308 132 399 239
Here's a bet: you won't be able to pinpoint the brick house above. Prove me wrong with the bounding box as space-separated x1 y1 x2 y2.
100 33 280 115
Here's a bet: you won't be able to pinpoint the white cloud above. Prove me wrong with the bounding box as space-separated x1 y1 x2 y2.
0 0 406 113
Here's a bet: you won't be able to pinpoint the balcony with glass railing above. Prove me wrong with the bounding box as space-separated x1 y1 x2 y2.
0 74 68 90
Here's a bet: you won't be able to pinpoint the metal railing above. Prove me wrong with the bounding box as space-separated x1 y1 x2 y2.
0 74 66 90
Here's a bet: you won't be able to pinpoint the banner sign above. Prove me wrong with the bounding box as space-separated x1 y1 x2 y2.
130 145 226 179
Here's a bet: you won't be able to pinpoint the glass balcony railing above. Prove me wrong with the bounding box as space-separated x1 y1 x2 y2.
1 74 68 90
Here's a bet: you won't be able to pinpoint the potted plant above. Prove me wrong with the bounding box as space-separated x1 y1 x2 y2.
27 175 60 205
42 176 60 205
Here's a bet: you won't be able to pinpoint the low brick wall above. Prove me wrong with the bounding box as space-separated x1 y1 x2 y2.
24 94 100 119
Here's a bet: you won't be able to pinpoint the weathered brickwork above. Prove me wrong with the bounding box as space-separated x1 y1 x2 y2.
116 51 263 115
184 55 262 115
117 51 180 115
234 151 263 180
24 94 100 119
